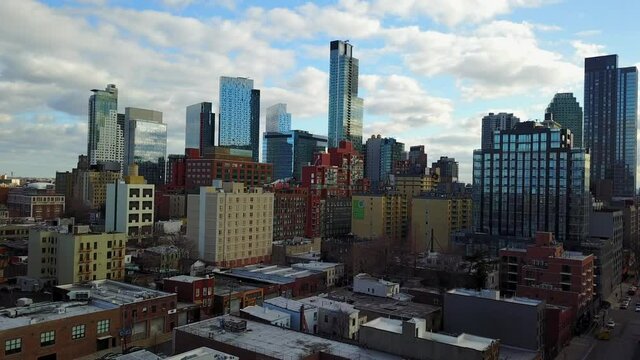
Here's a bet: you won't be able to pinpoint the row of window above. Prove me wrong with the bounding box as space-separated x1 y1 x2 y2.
4 320 109 355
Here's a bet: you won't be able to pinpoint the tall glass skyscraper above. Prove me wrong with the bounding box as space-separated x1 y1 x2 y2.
328 40 364 152
124 107 167 185
545 93 583 148
186 102 215 156
88 84 123 169
218 77 260 162
481 112 520 150
364 135 404 189
263 130 327 181
266 103 291 133
473 121 590 247
584 55 638 197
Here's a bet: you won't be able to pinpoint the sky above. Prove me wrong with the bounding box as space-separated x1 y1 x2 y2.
0 0 638 182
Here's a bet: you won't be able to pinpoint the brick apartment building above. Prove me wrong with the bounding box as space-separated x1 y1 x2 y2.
164 275 215 318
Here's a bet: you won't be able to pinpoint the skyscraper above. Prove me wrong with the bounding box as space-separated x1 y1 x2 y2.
473 121 590 247
124 107 167 185
584 55 638 198
328 40 364 152
266 103 292 133
88 84 123 168
218 77 260 162
481 112 520 150
431 156 459 183
365 135 404 189
545 93 584 148
263 130 327 180
185 102 215 156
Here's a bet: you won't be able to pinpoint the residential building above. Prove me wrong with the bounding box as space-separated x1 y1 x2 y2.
581 237 615 301
28 225 126 285
298 295 365 340
105 165 155 244
292 261 344 287
71 162 121 210
263 296 318 333
322 197 352 238
431 156 459 183
584 55 638 198
395 145 428 176
411 192 472 252
186 182 274 267
499 232 595 324
7 183 64 220
588 208 623 286
473 121 591 247
272 187 307 241
185 147 272 190
263 130 327 180
271 237 321 266
394 174 439 201
136 245 184 275
124 107 167 185
265 103 291 133
164 275 215 318
353 273 400 298
328 40 364 152
545 92 583 148
55 280 178 348
359 317 500 360
173 315 401 359
0 299 121 359
218 77 260 162
240 305 290 328
88 84 123 168
218 264 324 298
185 102 215 156
444 289 545 355
365 135 404 189
481 112 519 150
352 193 407 245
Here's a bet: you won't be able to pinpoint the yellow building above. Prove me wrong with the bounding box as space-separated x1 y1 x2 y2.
27 226 126 285
75 169 121 209
186 182 274 268
411 194 472 253
395 174 439 202
351 193 407 244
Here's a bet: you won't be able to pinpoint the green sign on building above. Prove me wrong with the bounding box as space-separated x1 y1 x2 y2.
352 199 365 220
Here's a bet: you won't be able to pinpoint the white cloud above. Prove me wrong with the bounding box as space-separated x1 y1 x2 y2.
575 29 601 37
572 40 606 60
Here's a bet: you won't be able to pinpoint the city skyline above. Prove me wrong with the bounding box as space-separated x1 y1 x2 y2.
1 1 640 182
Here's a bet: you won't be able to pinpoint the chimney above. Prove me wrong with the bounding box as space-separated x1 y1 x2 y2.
129 164 139 177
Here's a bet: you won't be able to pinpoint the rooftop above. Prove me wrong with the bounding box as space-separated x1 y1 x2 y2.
263 296 315 312
240 305 289 322
166 275 209 284
0 300 116 331
116 347 238 360
355 273 398 286
292 261 342 271
363 317 496 352
57 279 174 306
561 251 590 261
220 264 319 285
328 288 439 319
177 315 401 360
447 288 543 306
145 245 182 255
298 295 359 315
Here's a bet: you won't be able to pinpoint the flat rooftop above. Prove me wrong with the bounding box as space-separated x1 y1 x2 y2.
292 261 341 271
213 283 261 296
166 275 208 283
116 347 238 360
298 295 359 315
57 279 174 306
240 305 289 322
263 296 315 312
220 264 319 285
177 315 401 360
329 288 440 319
363 317 495 352
0 300 116 331
448 288 542 306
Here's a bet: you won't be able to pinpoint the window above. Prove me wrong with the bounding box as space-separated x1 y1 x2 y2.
152 305 157 313
97 319 110 334
324 315 329 323
40 330 55 346
5 338 21 355
72 324 86 339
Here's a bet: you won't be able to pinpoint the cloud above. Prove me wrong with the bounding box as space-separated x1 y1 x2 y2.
575 29 601 37
571 40 606 60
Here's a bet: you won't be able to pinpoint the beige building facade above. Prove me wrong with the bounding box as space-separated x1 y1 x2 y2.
411 194 472 252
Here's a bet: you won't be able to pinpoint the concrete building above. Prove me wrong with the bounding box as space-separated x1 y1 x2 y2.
353 273 400 298
28 225 126 285
213 281 263 316
240 305 290 328
481 112 519 150
271 186 307 241
364 135 404 189
322 197 352 238
292 261 344 287
105 165 155 244
164 275 215 319
72 164 121 210
0 299 122 359
500 232 595 326
580 237 616 302
186 182 274 267
174 315 401 359
263 296 318 333
411 192 472 253
271 236 321 266
218 264 324 298
359 317 500 360
431 156 459 183
444 289 545 354
298 295 365 340
589 208 623 285
394 174 439 202
352 193 407 245
7 183 65 220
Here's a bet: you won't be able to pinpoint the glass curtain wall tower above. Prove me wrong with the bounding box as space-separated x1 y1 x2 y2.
124 107 167 185
218 77 260 162
266 103 292 133
328 40 363 152
545 93 584 148
186 102 215 156
263 130 327 181
88 84 123 170
584 55 638 198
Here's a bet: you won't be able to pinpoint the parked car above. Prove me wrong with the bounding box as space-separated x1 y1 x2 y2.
621 302 629 309
606 320 616 329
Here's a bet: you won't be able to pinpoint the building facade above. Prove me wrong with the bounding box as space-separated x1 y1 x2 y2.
473 121 590 247
185 102 215 156
265 103 291 133
481 112 520 150
328 40 364 152
352 193 408 245
588 208 623 287
272 187 307 241
365 135 404 189
124 107 167 185
411 193 472 253
218 77 260 162
584 55 638 197
164 275 215 317
545 92 583 148
431 156 459 183
186 182 274 267
88 84 123 168
7 184 65 220
263 130 328 181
